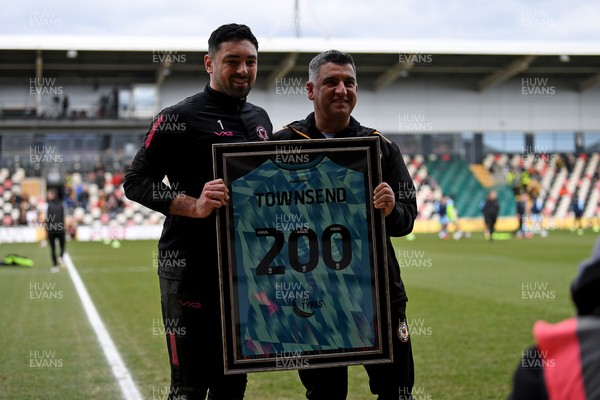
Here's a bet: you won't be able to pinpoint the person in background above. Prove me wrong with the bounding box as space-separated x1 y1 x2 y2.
45 188 66 273
530 193 547 238
509 237 600 399
446 194 464 239
572 196 585 235
482 190 499 241
515 192 528 239
434 195 449 240
62 95 69 118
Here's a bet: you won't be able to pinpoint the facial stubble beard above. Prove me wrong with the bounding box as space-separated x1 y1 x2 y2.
215 76 254 99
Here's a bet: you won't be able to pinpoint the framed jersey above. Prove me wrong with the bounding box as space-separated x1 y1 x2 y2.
213 137 392 374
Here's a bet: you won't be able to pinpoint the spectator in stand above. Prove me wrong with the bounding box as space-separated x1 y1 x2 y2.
77 186 90 210
112 171 124 187
62 95 69 118
86 170 96 186
558 184 569 198
424 176 438 191
66 218 77 240
520 169 531 194
510 168 522 196
105 190 124 218
565 153 575 173
94 166 106 188
530 166 541 182
64 187 77 212
99 95 108 118
482 190 500 241
97 190 107 212
18 195 29 225
26 202 40 227
554 155 564 170
10 187 23 207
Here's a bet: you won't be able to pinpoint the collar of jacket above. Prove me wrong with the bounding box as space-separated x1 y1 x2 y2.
204 84 247 111
286 112 375 139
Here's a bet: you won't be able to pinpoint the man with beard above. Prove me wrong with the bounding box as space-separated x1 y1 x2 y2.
124 24 272 400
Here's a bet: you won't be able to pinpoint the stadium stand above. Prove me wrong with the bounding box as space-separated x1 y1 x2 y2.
1 151 596 238
483 152 599 220
0 166 165 230
425 155 515 218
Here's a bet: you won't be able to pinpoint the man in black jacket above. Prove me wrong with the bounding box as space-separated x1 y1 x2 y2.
123 24 272 400
271 50 417 400
45 188 65 273
482 190 500 240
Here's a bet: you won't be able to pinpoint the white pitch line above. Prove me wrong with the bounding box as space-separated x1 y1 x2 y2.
63 252 143 400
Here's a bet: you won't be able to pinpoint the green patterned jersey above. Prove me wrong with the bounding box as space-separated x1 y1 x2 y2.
229 152 378 360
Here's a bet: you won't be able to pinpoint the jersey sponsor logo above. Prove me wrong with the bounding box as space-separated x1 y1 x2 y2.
212 119 235 136
291 298 324 318
256 125 269 141
213 130 234 136
178 299 202 309
292 299 314 318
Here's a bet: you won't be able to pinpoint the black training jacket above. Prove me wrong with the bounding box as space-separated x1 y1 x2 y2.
124 85 272 284
271 112 417 304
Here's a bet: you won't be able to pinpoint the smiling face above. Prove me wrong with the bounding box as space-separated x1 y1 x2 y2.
307 62 357 132
204 39 257 99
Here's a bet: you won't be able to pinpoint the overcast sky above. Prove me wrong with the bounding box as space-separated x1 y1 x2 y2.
3 0 600 42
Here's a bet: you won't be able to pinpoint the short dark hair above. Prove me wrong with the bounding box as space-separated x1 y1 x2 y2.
308 50 356 83
208 23 259 56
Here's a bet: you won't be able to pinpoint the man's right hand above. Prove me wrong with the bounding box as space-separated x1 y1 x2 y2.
195 179 229 218
168 179 229 218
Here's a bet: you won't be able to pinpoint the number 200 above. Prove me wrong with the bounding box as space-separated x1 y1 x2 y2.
255 224 352 275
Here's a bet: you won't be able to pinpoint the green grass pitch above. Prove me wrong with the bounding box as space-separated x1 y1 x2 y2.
0 230 596 399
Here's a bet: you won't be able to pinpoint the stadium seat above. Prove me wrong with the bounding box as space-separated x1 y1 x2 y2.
83 214 94 226
133 213 144 225
0 153 597 230
116 213 127 225
74 207 86 221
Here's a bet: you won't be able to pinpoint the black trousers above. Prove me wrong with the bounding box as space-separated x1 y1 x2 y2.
516 213 524 234
485 216 497 236
298 302 414 400
47 231 65 266
159 277 246 400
